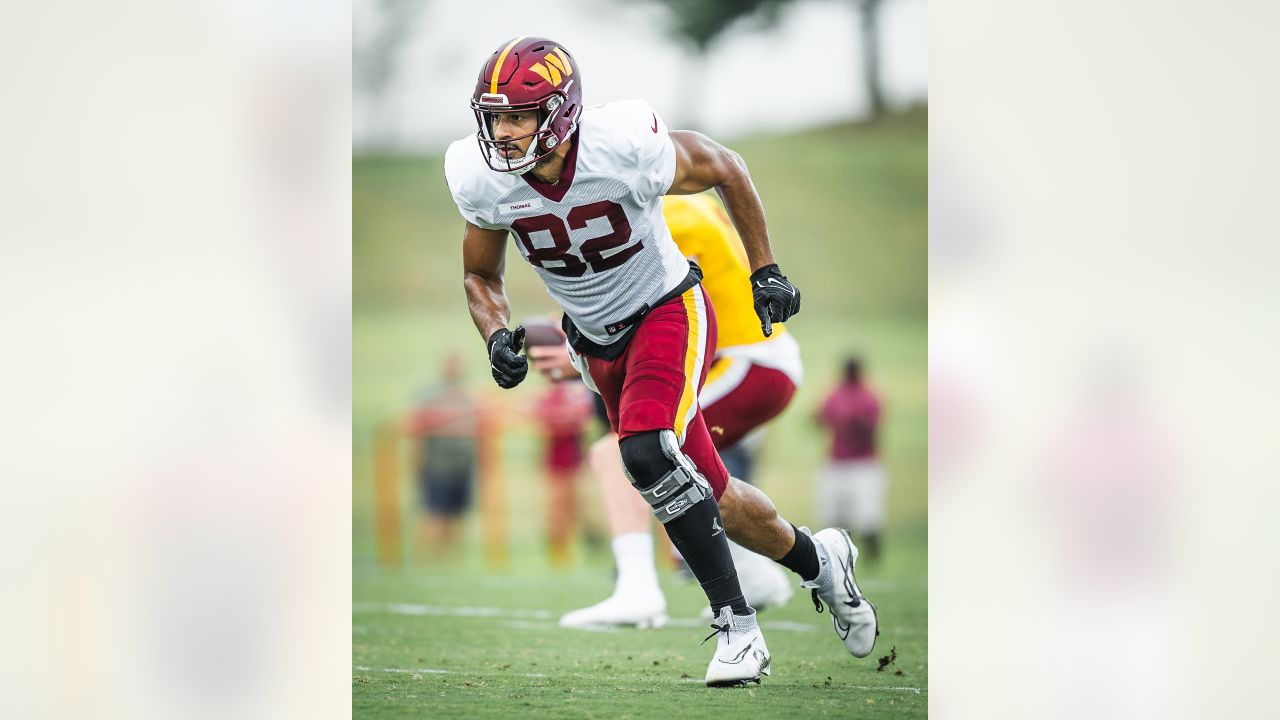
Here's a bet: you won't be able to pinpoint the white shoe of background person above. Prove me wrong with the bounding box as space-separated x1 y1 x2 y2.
800 527 879 658
559 588 669 629
701 541 794 620
560 531 669 629
703 606 771 687
730 541 794 610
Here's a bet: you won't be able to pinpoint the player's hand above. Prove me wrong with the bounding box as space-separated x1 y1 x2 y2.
750 263 801 337
528 342 580 382
487 326 528 389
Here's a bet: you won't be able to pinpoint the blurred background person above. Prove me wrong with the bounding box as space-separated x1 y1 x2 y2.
814 354 886 563
404 352 481 557
531 363 596 567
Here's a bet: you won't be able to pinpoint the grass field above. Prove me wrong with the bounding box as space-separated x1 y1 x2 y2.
354 109 926 717
353 523 926 719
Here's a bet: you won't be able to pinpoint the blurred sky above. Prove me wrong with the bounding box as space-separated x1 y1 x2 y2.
354 0 927 150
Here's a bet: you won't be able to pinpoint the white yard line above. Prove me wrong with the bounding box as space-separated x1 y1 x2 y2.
355 602 822 632
353 602 553 619
354 665 549 678
847 684 924 694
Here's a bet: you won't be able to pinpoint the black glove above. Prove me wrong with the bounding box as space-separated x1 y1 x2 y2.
750 264 801 337
487 326 528 389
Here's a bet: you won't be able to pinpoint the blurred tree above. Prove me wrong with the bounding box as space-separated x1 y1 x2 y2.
642 0 889 125
645 0 788 130
855 0 887 117
354 0 424 146
656 0 789 52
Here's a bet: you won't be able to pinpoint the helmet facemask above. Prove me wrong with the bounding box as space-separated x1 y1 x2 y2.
472 93 568 175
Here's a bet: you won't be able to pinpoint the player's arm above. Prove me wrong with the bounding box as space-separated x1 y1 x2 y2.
667 130 801 336
462 222 513 340
462 222 528 388
667 130 773 270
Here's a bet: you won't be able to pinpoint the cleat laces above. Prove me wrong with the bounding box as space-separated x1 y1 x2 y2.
702 621 729 645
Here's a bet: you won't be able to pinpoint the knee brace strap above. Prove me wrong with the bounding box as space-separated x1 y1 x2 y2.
621 429 712 524
643 467 712 524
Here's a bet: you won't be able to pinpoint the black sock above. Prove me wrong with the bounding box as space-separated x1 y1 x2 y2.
778 523 821 582
663 498 749 616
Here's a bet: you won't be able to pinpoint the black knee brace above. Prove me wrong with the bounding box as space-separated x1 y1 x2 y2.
618 429 713 524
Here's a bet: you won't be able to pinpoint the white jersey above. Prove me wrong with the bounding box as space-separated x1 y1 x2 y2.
444 99 691 346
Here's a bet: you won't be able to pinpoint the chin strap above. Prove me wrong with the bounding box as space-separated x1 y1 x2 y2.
505 159 537 176
492 145 539 175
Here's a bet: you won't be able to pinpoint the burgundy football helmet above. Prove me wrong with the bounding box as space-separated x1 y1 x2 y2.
470 36 583 174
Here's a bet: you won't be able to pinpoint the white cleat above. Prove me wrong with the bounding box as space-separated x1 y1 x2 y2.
802 527 879 658
559 590 669 630
703 606 771 687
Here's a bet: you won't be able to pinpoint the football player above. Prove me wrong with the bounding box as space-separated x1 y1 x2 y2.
540 194 802 625
445 37 875 686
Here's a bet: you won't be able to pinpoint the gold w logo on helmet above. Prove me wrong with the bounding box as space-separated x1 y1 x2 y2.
529 47 574 86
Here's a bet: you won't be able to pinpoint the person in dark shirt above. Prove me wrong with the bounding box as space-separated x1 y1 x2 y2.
406 353 480 555
815 356 887 562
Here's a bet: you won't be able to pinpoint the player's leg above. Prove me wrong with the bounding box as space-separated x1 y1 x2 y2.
559 433 668 628
700 359 798 610
716 477 878 657
593 288 746 620
698 362 799 558
700 358 797 449
616 428 745 616
676 422 810 587
605 287 768 685
700 361 880 658
618 425 771 686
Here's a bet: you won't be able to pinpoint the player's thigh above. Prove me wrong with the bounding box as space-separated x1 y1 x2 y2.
616 288 715 442
701 360 797 449
584 356 626 433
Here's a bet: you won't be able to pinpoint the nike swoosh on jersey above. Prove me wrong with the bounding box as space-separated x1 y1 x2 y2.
651 114 658 133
